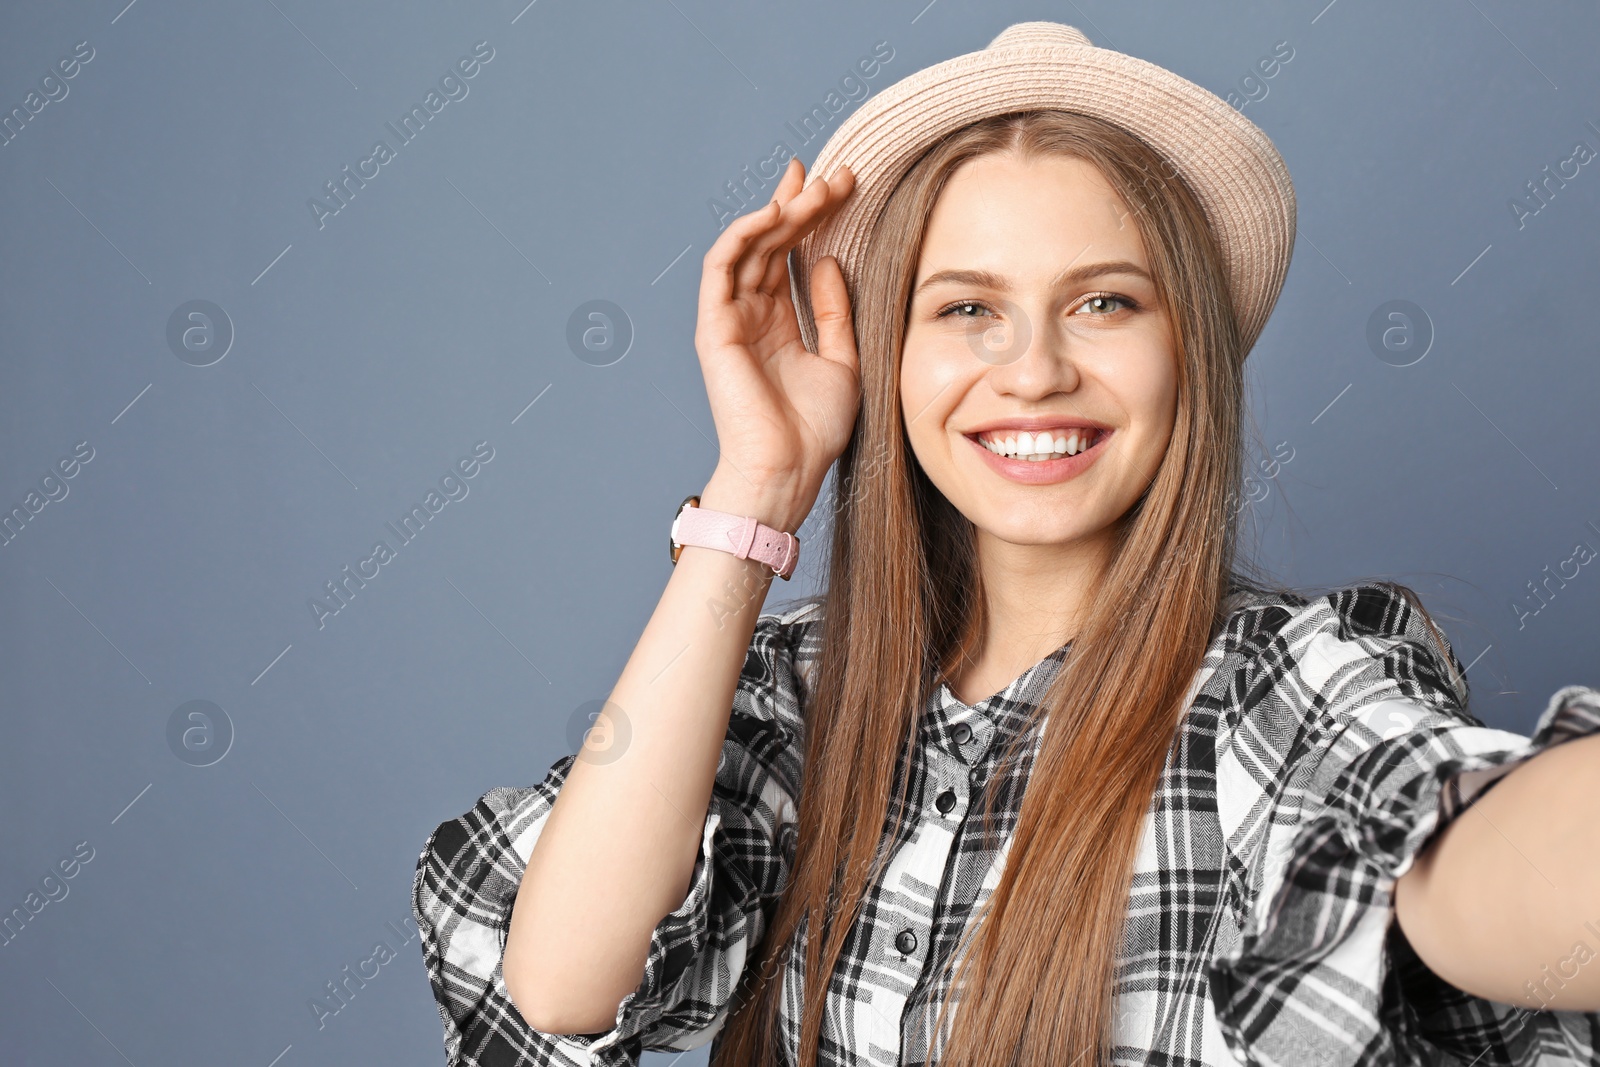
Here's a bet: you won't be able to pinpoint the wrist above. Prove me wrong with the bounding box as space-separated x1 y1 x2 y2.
698 469 812 534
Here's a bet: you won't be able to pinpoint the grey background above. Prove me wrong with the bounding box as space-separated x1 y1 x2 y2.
1 1 1596 1064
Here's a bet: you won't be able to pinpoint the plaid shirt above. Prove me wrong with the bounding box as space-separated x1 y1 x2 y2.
413 581 1600 1065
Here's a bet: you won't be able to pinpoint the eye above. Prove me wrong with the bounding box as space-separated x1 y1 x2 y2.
934 299 998 320
1075 292 1141 316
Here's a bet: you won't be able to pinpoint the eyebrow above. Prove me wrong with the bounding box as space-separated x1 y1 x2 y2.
912 259 1153 296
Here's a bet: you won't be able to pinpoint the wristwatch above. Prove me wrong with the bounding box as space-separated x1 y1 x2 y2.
669 494 800 580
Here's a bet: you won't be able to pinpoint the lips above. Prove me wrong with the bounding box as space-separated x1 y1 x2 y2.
970 426 1106 459
962 415 1113 436
962 426 1113 486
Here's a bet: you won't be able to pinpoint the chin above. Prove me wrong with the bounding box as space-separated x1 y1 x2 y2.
974 513 1102 548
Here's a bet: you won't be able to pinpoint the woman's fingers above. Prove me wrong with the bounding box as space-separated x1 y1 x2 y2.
697 158 807 316
754 165 857 296
697 159 856 357
729 173 828 293
809 254 859 376
698 197 781 316
735 164 855 295
770 155 805 209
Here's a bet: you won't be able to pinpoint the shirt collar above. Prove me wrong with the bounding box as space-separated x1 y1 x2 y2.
921 639 1072 761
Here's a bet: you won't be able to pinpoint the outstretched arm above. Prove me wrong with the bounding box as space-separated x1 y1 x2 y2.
1395 730 1600 1011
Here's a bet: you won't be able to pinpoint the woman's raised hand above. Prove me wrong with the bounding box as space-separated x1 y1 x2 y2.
694 157 860 531
504 159 859 1028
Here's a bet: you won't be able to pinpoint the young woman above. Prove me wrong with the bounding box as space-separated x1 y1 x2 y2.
413 22 1600 1067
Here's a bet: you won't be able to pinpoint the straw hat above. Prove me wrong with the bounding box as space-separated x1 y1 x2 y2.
787 21 1296 359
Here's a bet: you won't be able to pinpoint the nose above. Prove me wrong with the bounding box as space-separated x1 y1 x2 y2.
980 300 1079 400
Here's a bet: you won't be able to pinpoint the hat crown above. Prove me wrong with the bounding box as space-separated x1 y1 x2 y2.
987 22 1093 51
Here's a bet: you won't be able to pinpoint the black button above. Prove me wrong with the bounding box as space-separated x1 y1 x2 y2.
895 929 918 955
951 722 973 745
934 789 956 815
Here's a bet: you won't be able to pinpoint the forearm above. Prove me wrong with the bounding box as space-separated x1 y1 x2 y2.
1395 731 1600 1010
503 467 810 1032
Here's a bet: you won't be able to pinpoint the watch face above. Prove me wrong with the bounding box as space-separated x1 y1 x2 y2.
670 494 699 563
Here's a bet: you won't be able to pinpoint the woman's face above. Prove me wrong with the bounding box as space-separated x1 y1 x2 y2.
900 152 1179 551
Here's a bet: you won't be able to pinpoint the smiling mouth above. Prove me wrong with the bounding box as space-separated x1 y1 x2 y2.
966 427 1108 461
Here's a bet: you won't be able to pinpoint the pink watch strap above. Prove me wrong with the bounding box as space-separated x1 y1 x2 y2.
672 501 800 579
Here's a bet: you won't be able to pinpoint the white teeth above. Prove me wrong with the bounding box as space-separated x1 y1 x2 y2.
977 428 1099 459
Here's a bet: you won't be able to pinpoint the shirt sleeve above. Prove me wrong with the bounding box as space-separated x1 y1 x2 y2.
411 600 819 1066
1207 582 1600 1066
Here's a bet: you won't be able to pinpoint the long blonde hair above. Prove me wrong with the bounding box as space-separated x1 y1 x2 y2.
708 109 1445 1066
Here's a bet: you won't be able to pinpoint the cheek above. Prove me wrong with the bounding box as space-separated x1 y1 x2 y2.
898 343 932 415
1129 381 1181 479
899 340 972 441
1108 344 1179 438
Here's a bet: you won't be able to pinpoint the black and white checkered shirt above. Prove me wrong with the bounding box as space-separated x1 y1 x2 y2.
413 581 1600 1065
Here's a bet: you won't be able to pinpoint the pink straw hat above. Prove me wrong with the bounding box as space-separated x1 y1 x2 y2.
787 20 1297 360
